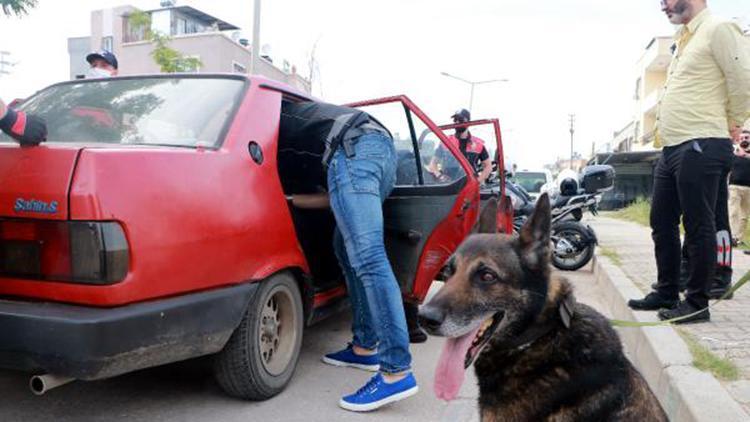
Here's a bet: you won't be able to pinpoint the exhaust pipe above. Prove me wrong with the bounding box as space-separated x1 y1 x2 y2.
29 374 75 395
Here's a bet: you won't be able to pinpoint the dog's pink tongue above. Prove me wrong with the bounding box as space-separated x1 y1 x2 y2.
434 326 481 401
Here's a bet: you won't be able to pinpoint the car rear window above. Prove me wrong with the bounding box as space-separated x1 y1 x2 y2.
0 76 245 148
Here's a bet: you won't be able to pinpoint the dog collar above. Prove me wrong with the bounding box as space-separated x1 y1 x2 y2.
498 295 577 353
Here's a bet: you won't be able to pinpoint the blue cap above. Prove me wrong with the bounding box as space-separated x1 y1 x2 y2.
86 50 118 69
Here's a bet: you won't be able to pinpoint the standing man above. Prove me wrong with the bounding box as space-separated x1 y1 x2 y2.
730 128 750 246
279 101 417 412
0 98 47 145
85 50 119 78
428 109 493 184
629 0 750 323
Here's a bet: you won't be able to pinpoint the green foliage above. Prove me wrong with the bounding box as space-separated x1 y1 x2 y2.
599 246 622 266
610 197 651 227
1 0 38 17
678 329 740 381
127 10 203 73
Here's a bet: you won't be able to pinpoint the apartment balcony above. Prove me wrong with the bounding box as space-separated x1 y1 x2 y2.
638 37 673 72
640 88 664 117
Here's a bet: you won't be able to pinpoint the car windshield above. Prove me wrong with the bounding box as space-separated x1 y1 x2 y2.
0 76 245 147
515 172 547 193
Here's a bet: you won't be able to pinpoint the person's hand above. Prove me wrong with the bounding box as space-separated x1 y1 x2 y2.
730 125 742 143
0 108 47 145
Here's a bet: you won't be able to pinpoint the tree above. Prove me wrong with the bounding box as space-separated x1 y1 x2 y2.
1 0 38 17
127 10 202 73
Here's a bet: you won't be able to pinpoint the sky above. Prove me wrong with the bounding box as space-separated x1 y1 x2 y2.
0 0 748 169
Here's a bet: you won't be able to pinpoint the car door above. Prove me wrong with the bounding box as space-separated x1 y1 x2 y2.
437 118 514 235
348 96 480 302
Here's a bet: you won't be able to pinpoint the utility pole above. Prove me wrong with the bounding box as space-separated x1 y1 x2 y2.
250 0 261 75
568 114 576 169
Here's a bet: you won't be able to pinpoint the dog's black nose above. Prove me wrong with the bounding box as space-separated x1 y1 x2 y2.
418 305 445 333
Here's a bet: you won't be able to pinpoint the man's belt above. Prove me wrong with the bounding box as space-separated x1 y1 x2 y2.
322 112 389 167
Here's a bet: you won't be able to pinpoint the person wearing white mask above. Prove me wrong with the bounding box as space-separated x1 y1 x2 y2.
85 50 119 78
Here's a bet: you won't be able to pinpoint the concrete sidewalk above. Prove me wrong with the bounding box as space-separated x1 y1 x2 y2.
590 215 750 415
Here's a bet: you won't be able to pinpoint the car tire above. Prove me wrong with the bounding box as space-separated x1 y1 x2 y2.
213 272 304 400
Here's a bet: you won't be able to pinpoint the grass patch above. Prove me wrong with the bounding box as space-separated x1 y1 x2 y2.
678 329 740 381
599 246 622 266
741 224 750 250
610 198 651 227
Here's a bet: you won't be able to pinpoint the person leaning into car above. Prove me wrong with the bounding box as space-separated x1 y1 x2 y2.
0 98 47 145
279 101 418 412
629 0 750 323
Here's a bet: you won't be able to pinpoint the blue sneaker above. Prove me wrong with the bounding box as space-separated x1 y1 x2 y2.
339 373 418 412
322 344 379 371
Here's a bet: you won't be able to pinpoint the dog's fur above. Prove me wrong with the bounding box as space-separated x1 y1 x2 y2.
420 195 667 422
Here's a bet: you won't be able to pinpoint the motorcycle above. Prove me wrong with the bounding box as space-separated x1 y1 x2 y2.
482 164 614 271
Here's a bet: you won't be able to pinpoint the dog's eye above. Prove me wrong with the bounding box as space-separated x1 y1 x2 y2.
478 269 498 283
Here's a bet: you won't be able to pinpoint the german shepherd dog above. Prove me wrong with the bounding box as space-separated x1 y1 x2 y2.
419 194 667 421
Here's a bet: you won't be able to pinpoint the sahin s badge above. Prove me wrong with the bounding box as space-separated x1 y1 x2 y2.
14 198 59 214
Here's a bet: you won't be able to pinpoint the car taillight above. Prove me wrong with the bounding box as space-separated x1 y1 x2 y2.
0 219 129 284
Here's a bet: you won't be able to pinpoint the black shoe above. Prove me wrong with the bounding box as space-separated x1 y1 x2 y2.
404 302 427 344
408 326 428 344
628 292 679 311
657 300 710 324
708 283 734 300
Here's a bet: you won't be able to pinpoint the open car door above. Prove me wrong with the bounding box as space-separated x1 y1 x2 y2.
436 118 514 235
347 96 480 302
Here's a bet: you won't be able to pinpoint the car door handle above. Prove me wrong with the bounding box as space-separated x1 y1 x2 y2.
457 199 472 217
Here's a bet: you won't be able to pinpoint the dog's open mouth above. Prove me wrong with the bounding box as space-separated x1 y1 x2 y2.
434 311 504 401
464 311 504 369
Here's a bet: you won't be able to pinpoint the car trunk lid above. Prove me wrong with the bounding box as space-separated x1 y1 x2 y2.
0 144 82 220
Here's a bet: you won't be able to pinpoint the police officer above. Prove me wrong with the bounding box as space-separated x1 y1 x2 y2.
428 109 492 184
0 98 47 145
85 50 119 78
279 101 418 412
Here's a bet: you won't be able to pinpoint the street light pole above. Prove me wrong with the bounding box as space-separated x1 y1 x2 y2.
440 72 509 111
250 0 261 75
568 114 576 169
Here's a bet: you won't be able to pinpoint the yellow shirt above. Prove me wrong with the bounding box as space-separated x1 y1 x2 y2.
656 9 750 148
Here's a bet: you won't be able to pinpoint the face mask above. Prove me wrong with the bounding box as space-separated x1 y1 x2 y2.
455 127 467 136
86 67 113 79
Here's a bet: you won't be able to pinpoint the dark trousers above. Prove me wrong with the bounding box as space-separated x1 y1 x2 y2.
680 175 732 283
651 138 733 308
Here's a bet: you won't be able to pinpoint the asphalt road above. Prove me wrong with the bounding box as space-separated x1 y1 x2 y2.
0 266 604 422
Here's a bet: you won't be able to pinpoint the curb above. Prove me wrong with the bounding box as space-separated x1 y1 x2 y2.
593 255 749 422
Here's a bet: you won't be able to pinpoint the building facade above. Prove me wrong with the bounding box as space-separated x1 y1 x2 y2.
68 4 311 93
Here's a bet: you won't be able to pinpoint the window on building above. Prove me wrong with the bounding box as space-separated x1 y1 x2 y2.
176 17 187 35
634 77 641 100
101 36 113 52
232 61 247 74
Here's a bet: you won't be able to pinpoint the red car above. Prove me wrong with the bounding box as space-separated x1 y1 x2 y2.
0 74 506 399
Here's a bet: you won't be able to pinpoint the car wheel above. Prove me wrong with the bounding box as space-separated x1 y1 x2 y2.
213 272 304 400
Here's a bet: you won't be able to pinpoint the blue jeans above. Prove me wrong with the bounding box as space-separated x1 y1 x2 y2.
328 132 411 374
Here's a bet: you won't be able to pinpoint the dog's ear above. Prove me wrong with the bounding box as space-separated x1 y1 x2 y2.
519 193 551 268
476 197 498 234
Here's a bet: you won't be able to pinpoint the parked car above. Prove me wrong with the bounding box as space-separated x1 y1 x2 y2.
513 169 553 200
0 74 507 399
